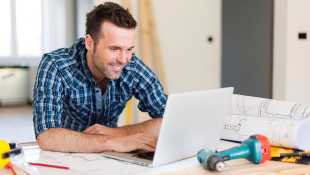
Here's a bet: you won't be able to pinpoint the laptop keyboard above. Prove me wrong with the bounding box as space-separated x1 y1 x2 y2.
132 152 155 161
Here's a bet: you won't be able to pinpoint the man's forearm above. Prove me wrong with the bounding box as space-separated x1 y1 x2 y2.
37 128 112 152
116 118 162 137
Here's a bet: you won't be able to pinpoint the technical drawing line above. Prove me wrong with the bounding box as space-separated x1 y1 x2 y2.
228 94 310 120
221 114 310 149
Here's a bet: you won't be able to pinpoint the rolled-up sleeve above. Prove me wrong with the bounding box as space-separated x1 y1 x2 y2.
33 55 64 138
132 59 168 118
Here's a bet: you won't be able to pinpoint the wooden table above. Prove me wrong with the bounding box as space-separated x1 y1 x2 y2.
158 159 310 175
1 142 310 175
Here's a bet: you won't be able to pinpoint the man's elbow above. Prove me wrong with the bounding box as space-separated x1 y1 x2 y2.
155 117 163 126
37 130 50 151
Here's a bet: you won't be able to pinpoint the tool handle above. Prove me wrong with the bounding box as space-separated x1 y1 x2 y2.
2 148 21 159
9 143 16 149
219 136 265 164
218 145 250 160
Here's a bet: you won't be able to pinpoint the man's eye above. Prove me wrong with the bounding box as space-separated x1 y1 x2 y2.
111 48 117 51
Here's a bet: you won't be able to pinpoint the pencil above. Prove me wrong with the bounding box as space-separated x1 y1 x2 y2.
28 162 69 170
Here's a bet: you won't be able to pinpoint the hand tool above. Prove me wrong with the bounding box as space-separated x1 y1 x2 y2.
197 135 271 172
0 140 22 169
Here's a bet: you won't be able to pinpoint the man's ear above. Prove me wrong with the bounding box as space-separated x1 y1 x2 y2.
85 34 93 51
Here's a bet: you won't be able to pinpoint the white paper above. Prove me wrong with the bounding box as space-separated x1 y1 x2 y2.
15 146 200 175
222 94 310 150
221 114 310 150
229 94 310 120
15 140 240 175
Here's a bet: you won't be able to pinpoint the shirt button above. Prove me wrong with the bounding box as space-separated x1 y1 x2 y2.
98 109 101 112
96 90 99 93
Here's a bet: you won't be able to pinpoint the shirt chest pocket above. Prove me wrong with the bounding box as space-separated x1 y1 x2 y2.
66 103 91 124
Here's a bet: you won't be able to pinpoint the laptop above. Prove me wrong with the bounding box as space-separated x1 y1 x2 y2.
101 87 234 167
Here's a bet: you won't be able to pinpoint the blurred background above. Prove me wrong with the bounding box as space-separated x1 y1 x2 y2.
0 0 309 142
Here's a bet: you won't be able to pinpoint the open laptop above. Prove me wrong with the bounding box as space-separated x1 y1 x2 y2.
101 87 234 167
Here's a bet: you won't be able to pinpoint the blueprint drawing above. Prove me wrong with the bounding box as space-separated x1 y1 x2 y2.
221 115 310 149
16 146 200 175
221 94 310 150
16 140 240 175
228 94 310 120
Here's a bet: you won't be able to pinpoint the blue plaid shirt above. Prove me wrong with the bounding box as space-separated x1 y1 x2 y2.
33 37 168 138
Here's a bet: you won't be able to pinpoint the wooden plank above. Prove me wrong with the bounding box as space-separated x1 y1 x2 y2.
20 142 38 147
126 99 131 125
139 0 154 70
122 0 134 125
145 0 168 93
0 165 29 175
156 159 310 175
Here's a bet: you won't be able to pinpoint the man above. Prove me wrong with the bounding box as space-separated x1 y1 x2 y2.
33 2 167 153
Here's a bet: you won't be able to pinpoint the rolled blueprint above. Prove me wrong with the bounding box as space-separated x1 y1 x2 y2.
221 94 310 150
221 115 310 150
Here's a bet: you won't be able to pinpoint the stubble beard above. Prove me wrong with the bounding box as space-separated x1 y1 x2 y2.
92 53 122 80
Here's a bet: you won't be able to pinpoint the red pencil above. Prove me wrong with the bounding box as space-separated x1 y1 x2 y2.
28 162 69 170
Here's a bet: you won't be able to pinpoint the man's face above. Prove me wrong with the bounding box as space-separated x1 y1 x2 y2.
91 21 135 80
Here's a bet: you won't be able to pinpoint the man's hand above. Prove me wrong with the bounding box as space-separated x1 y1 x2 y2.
83 118 162 137
82 124 158 152
83 124 121 136
108 133 157 152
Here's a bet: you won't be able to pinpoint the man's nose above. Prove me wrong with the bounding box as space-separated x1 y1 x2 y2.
117 51 127 64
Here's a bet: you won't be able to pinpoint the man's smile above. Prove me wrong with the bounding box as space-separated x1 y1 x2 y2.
109 64 122 71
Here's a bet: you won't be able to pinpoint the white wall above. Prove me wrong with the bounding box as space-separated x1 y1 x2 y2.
273 0 287 101
77 0 93 38
29 0 67 103
42 0 67 53
153 0 221 94
29 0 78 102
93 0 221 93
273 0 310 104
93 0 222 125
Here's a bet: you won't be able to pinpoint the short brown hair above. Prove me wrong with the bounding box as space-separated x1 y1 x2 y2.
86 2 137 45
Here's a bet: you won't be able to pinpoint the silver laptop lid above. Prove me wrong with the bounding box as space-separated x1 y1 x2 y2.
153 87 233 167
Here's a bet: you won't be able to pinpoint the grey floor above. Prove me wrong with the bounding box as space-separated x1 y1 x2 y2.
0 105 36 143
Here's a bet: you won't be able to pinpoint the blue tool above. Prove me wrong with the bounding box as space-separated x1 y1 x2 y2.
197 135 271 172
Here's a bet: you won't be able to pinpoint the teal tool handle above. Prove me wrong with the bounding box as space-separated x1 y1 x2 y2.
218 145 250 160
218 137 262 164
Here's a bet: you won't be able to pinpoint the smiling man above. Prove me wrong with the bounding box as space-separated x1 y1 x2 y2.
33 2 167 153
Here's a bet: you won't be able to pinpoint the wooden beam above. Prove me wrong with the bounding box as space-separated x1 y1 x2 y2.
123 0 133 125
145 0 167 93
139 0 154 70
